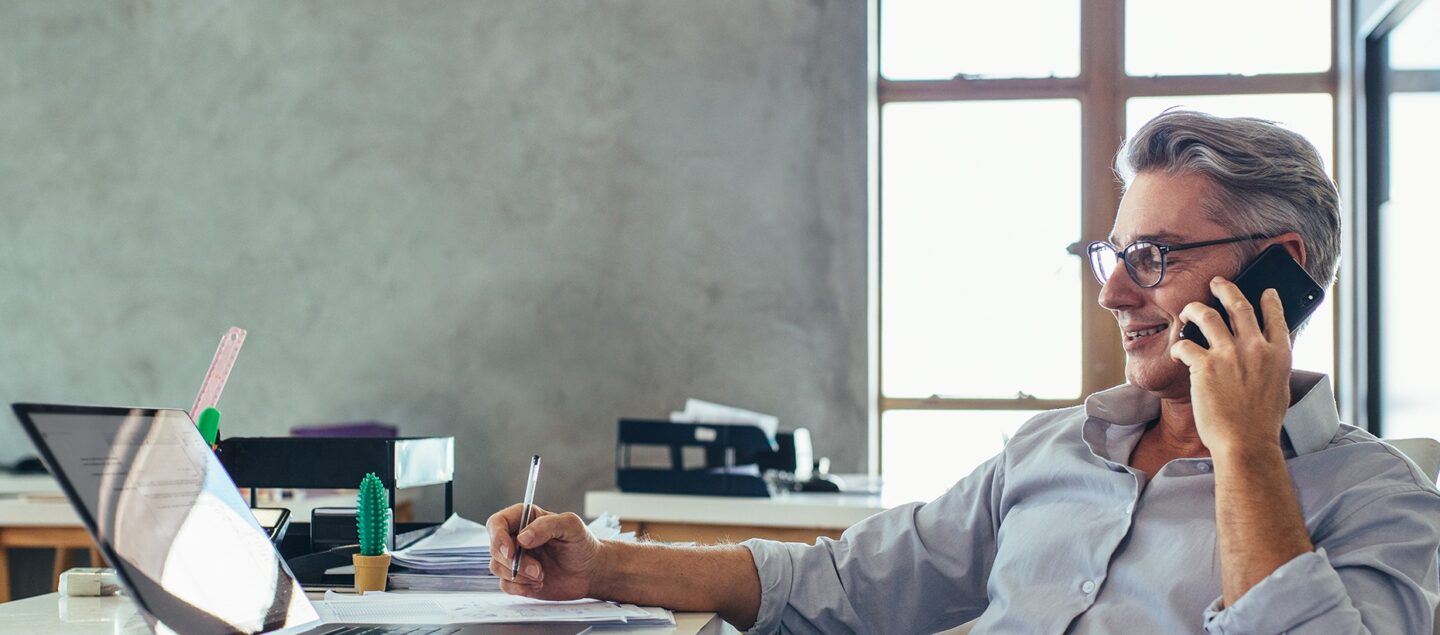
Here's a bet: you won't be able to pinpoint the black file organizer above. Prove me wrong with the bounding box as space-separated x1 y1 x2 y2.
216 436 455 585
217 436 455 517
615 419 778 497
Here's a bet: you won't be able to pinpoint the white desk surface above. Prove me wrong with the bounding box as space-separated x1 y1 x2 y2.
0 496 83 527
0 473 77 527
0 592 729 635
584 484 926 530
0 472 60 496
0 490 419 527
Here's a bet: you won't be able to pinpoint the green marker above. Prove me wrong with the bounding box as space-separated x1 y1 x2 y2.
197 407 221 447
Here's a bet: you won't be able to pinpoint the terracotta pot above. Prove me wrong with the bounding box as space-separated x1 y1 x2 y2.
352 553 391 595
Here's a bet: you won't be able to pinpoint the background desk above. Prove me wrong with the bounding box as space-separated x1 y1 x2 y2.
0 473 92 604
0 474 417 603
584 488 905 544
0 592 732 634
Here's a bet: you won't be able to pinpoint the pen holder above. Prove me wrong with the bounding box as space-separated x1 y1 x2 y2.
352 553 391 595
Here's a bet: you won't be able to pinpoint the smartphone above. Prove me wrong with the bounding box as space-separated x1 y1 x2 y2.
1180 244 1325 349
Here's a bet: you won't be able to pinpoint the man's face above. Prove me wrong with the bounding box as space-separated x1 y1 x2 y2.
1099 171 1245 399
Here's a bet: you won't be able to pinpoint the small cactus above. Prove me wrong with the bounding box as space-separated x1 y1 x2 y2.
356 473 390 556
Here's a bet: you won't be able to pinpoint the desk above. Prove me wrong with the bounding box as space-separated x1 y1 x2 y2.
0 473 61 496
0 592 732 634
0 474 95 604
0 481 417 603
584 488 911 544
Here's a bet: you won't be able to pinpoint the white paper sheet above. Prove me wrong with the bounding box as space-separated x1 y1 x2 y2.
314 591 672 626
669 398 779 439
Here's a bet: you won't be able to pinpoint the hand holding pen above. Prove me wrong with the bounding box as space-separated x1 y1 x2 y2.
485 456 606 601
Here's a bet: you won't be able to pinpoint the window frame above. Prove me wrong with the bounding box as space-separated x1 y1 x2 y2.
1355 0 1440 435
871 0 1342 474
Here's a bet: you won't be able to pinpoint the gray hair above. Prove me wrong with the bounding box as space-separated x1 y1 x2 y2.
1115 109 1341 290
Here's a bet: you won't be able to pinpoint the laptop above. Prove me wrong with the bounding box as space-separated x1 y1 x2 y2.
12 403 581 635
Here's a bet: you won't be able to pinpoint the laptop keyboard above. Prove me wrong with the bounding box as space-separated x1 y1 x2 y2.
316 627 461 635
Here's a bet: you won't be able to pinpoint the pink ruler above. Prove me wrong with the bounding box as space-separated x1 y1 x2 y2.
191 327 247 417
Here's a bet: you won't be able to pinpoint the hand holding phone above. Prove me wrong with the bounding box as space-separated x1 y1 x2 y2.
1180 245 1324 349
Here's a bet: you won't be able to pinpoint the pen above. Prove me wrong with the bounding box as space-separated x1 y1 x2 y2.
512 454 541 579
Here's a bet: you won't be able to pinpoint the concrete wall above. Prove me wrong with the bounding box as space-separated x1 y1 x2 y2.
0 0 868 527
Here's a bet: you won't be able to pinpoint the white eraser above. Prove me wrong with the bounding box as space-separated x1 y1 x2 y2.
59 568 120 597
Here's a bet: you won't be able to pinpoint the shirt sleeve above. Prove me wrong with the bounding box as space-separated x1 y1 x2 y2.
740 453 1005 634
1202 487 1440 634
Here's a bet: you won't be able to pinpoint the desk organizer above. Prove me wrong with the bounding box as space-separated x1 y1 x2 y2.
616 419 777 497
217 436 455 519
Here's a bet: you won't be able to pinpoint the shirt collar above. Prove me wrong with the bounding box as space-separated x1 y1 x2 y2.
1083 370 1339 457
1280 370 1340 455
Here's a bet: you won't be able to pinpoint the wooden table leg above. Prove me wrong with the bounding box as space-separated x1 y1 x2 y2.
0 526 97 601
0 534 10 604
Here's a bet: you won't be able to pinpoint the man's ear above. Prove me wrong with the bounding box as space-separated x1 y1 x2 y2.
1268 232 1306 267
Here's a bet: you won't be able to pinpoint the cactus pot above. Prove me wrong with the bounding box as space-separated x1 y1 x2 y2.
352 553 391 595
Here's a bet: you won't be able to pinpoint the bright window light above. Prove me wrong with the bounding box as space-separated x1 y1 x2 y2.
882 99 1082 400
882 409 1039 503
1390 0 1440 70
881 0 1080 80
1381 93 1440 439
1126 0 1331 76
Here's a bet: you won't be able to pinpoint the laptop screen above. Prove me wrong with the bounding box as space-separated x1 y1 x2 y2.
14 404 320 634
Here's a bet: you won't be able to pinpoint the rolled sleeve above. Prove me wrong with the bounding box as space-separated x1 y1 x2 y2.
740 539 808 635
1202 549 1358 633
1204 487 1440 634
736 454 1005 634
738 513 918 635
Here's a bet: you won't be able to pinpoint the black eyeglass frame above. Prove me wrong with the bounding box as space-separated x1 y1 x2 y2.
1086 233 1278 288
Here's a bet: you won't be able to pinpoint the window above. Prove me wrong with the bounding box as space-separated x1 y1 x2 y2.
1125 0 1331 76
877 0 1339 490
882 410 1039 503
1364 0 1440 438
882 100 1082 401
880 0 1080 80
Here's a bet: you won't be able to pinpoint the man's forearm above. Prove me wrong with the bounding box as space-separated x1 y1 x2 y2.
1212 441 1315 607
589 541 763 630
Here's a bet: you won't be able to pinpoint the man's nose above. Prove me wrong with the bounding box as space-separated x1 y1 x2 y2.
1097 268 1143 311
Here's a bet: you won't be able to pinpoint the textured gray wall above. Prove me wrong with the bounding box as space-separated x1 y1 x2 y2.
0 1 868 522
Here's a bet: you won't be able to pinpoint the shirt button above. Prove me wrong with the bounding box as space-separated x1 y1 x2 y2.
1081 580 1096 594
1197 462 1212 473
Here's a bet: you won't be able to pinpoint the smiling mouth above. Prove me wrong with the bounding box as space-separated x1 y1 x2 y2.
1125 323 1169 341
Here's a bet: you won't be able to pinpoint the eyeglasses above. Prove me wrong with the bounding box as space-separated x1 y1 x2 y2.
1086 233 1277 288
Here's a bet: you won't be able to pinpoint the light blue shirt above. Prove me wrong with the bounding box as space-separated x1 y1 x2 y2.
743 371 1440 633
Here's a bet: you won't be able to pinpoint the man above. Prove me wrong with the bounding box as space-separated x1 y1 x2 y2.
486 111 1440 633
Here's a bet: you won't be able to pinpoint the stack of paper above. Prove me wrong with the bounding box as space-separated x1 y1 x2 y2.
388 569 499 592
669 398 779 439
387 513 634 592
389 515 493 570
316 591 674 627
